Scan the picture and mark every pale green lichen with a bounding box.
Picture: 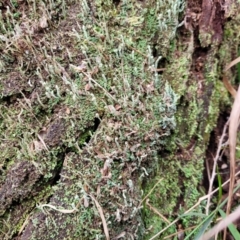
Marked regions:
[1,0,240,239]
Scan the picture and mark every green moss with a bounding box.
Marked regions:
[1,0,240,239]
[199,31,214,48]
[140,2,240,238]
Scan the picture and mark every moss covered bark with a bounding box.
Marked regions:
[0,0,240,239]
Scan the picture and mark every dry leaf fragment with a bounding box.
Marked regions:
[85,83,92,91]
[106,105,118,115]
[39,16,48,29]
[83,195,89,208]
[100,159,112,179]
[130,143,141,152]
[65,107,70,115]
[115,104,122,111]
[91,66,99,76]
[146,81,155,93]
[70,62,87,73]
[106,135,113,142]
[115,209,121,222]
[32,140,44,152]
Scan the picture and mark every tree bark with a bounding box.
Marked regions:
[0,0,239,239]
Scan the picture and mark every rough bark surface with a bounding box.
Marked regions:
[0,0,240,239]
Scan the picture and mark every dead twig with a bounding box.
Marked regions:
[206,120,229,215]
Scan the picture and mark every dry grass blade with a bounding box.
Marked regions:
[225,56,240,71]
[224,85,240,239]
[200,206,240,240]
[81,71,118,103]
[223,75,236,98]
[37,204,78,213]
[18,214,31,236]
[223,57,240,240]
[37,134,49,152]
[89,194,110,240]
[138,178,163,208]
[163,225,196,239]
[146,199,170,224]
[149,170,240,240]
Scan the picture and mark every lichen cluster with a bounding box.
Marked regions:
[1,0,239,239]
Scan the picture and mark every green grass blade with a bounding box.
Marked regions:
[219,209,240,239]
[216,166,223,204]
[193,214,215,240]
[183,212,215,240]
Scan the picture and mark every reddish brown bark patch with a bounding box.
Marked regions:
[185,0,225,47]
[199,0,225,47]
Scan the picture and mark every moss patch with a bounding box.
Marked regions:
[0,0,239,239]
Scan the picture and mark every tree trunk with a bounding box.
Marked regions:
[0,0,239,239]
